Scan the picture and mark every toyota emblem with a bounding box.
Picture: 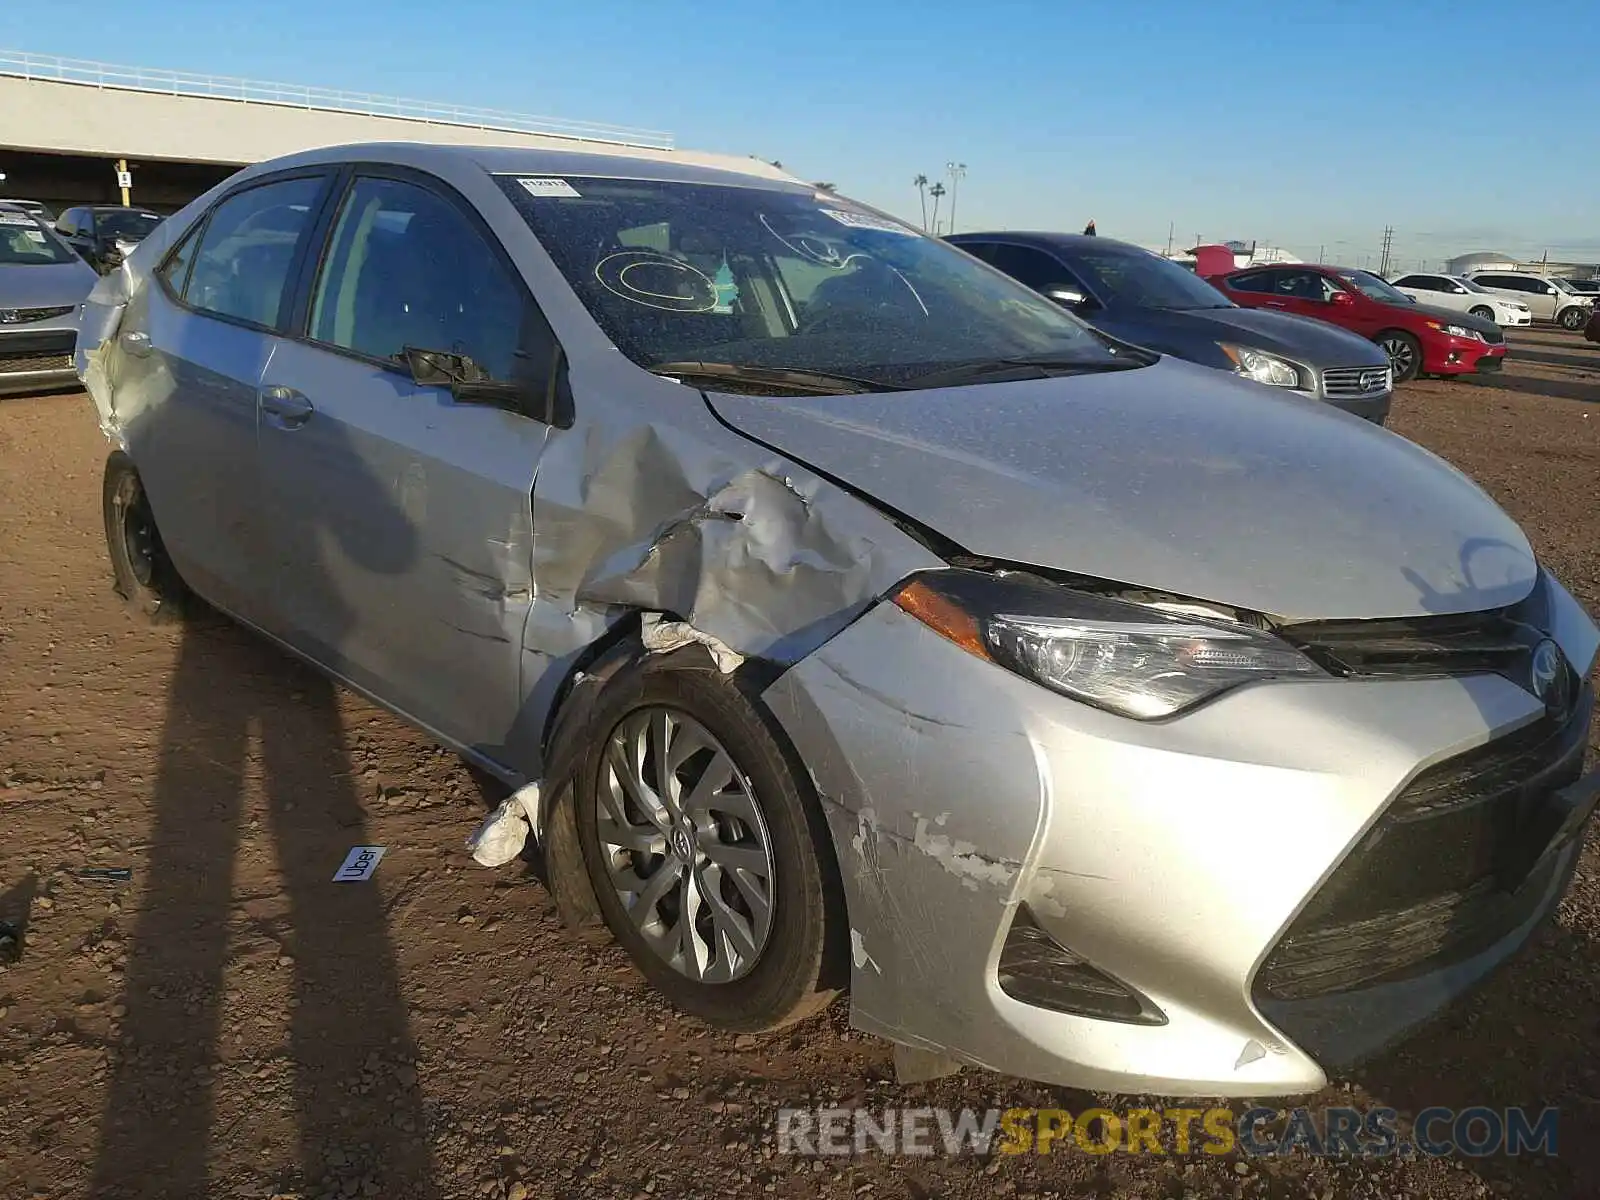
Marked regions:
[1529,638,1571,716]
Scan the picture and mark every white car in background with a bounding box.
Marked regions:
[1388,272,1532,328]
[1464,270,1594,330]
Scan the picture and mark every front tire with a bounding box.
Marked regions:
[1468,305,1495,322]
[1558,306,1588,331]
[1377,331,1423,383]
[572,654,845,1031]
[102,451,190,623]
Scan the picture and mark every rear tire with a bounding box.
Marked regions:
[1558,306,1588,331]
[1377,331,1423,383]
[571,652,845,1031]
[102,451,190,623]
[1468,305,1495,322]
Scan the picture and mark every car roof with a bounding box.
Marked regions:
[84,205,161,215]
[228,141,810,195]
[948,230,1145,255]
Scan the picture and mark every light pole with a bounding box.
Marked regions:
[945,162,967,234]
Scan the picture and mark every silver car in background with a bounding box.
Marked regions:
[77,143,1599,1097]
[0,204,97,396]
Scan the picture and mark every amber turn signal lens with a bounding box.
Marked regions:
[891,577,992,660]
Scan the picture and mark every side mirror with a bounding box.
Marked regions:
[1329,291,1355,306]
[1044,286,1089,308]
[404,345,550,423]
[1546,287,1559,296]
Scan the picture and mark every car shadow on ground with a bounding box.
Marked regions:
[1460,372,1600,405]
[1509,347,1600,372]
[85,615,440,1199]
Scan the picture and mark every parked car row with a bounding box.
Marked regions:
[73,144,1599,1100]
[1387,272,1532,327]
[945,231,1393,422]
[1462,270,1594,330]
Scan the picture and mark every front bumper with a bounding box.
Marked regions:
[1320,390,1390,425]
[763,578,1599,1096]
[1500,310,1532,327]
[1424,335,1505,376]
[0,326,79,396]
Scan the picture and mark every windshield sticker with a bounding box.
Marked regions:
[516,177,582,199]
[818,209,918,236]
[23,229,46,243]
[594,251,720,313]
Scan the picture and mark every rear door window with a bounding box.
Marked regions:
[1226,271,1277,294]
[182,176,327,329]
[982,244,1078,293]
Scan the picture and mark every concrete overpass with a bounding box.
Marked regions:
[0,50,782,215]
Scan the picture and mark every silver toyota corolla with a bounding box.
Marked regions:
[76,142,1599,1097]
[0,205,97,396]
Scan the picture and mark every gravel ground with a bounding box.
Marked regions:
[1,328,1597,1200]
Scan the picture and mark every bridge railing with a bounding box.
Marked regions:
[0,49,675,149]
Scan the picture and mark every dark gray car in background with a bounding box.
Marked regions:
[948,232,1393,423]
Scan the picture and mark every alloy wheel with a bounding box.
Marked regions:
[1560,307,1587,331]
[1379,336,1417,379]
[596,707,776,983]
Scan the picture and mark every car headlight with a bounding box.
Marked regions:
[891,569,1324,719]
[1218,343,1303,388]
[1427,320,1484,342]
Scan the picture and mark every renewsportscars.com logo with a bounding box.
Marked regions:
[776,1105,1559,1159]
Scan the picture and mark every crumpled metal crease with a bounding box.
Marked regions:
[529,417,905,669]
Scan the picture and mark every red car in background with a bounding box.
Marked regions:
[1201,257,1507,383]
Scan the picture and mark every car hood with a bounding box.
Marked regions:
[707,357,1537,621]
[1107,304,1387,367]
[0,259,98,309]
[1406,301,1502,336]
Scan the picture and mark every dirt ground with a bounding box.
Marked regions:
[1,328,1597,1200]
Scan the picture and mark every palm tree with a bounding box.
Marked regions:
[913,174,929,230]
[928,182,946,234]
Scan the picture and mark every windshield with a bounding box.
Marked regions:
[1339,270,1410,304]
[496,176,1120,388]
[0,212,77,265]
[1548,277,1578,295]
[1453,276,1490,294]
[1068,244,1233,310]
[97,210,161,239]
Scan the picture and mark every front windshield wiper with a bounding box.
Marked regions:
[646,360,902,395]
[902,350,1147,389]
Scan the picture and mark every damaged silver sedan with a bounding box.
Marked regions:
[77,142,1599,1097]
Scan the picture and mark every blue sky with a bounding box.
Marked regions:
[5,0,1597,266]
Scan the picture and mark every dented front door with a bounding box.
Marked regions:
[254,335,547,753]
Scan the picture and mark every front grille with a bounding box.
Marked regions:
[1255,686,1592,1002]
[0,305,75,326]
[0,350,74,375]
[1278,594,1547,684]
[1321,364,1392,398]
[0,329,75,376]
